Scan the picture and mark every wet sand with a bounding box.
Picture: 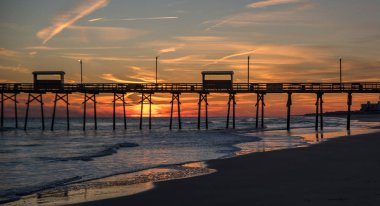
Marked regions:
[71,131,380,206]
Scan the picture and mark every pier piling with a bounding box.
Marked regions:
[315,93,324,130]
[170,92,181,130]
[255,94,259,128]
[320,93,324,130]
[255,93,265,129]
[0,92,19,128]
[286,93,292,131]
[198,93,208,129]
[1,92,3,127]
[82,93,98,130]
[261,94,265,128]
[51,93,70,131]
[347,92,352,130]
[24,93,45,130]
[315,94,319,130]
[139,93,153,130]
[113,93,127,130]
[226,92,236,129]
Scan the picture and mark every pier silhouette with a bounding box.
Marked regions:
[0,70,379,131]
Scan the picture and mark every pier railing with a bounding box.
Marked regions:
[1,82,379,131]
[1,82,380,93]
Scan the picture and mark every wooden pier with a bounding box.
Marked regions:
[1,82,380,130]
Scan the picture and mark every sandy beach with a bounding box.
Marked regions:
[70,131,380,206]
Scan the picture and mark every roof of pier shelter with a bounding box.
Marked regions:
[32,71,65,75]
[201,71,234,75]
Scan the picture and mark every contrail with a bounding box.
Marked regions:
[37,0,110,44]
[89,16,178,22]
[203,50,255,67]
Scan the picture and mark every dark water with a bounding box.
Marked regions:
[0,116,376,203]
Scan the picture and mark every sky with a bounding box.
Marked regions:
[0,0,379,118]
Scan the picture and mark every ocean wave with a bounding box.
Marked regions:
[0,176,82,204]
[38,142,138,162]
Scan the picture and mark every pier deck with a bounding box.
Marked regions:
[1,82,379,93]
[1,82,379,131]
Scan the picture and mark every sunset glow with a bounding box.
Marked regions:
[1,0,379,117]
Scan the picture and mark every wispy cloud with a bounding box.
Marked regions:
[158,47,177,54]
[67,25,143,42]
[175,36,225,42]
[88,16,178,22]
[0,64,31,74]
[100,72,165,84]
[26,45,127,51]
[205,2,313,30]
[37,0,110,44]
[130,66,142,71]
[88,17,104,22]
[203,50,255,66]
[61,54,149,62]
[0,48,18,57]
[100,73,142,83]
[160,55,200,64]
[247,0,302,9]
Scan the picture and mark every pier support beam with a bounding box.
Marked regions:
[24,93,45,130]
[226,92,236,129]
[0,92,19,128]
[113,93,127,130]
[198,93,208,129]
[82,93,98,131]
[286,93,292,131]
[51,93,70,131]
[347,92,352,130]
[139,93,153,130]
[169,92,181,130]
[315,92,324,130]
[255,93,265,129]
[0,92,2,128]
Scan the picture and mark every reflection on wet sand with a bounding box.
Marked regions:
[300,129,365,143]
[4,163,215,206]
[235,126,380,156]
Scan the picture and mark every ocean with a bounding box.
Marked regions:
[0,116,377,204]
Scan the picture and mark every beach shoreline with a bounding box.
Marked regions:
[2,117,379,206]
[69,129,380,206]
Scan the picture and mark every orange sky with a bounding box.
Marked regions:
[1,92,378,118]
[1,0,379,117]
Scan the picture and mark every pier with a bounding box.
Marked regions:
[1,81,379,131]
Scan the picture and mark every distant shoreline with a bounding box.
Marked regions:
[304,111,380,122]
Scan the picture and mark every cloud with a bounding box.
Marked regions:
[66,25,143,42]
[29,51,38,56]
[25,45,126,51]
[0,64,31,74]
[0,48,18,57]
[88,16,178,22]
[130,66,142,71]
[37,0,110,44]
[61,53,150,62]
[159,47,177,54]
[205,1,313,30]
[175,36,226,42]
[203,50,255,66]
[100,71,165,84]
[88,17,104,22]
[247,0,302,9]
[160,55,200,64]
[100,74,138,83]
